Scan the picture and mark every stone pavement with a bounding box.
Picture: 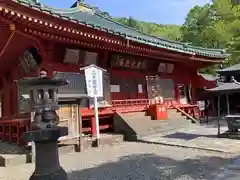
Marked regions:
[0,142,237,180]
[141,124,240,154]
[213,156,240,180]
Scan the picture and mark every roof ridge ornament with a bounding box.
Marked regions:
[77,0,95,15]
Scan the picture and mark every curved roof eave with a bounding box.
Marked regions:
[13,0,228,59]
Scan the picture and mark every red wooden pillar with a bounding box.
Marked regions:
[11,83,19,116]
[91,117,97,136]
[191,86,197,104]
[98,51,109,68]
[174,83,180,103]
[191,75,197,104]
[1,93,4,118]
[39,43,54,78]
[2,77,11,117]
[11,67,19,116]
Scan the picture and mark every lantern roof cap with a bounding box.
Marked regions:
[18,77,69,87]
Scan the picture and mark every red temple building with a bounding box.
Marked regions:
[0,0,228,145]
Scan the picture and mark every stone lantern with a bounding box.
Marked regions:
[19,73,69,180]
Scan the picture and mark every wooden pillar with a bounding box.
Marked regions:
[174,83,180,103]
[39,43,54,78]
[2,77,11,117]
[1,92,4,118]
[191,80,197,104]
[10,83,19,116]
[217,95,221,135]
[99,51,109,68]
[11,66,20,116]
[226,94,230,115]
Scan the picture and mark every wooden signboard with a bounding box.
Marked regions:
[19,48,39,76]
[111,54,147,70]
[63,48,80,64]
[157,62,175,74]
[63,48,98,66]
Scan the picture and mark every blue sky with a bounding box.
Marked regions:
[40,0,211,25]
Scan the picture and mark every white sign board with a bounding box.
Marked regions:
[197,101,205,111]
[84,67,103,97]
[110,85,120,92]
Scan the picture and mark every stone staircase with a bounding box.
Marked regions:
[113,109,193,141]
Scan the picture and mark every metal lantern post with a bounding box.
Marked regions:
[20,74,69,180]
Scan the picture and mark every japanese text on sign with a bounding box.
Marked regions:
[84,67,103,97]
[111,55,147,69]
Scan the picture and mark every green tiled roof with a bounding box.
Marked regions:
[217,63,240,73]
[206,82,240,93]
[14,0,228,59]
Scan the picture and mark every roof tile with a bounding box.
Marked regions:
[14,0,228,59]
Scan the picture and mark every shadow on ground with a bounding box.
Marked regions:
[68,153,232,180]
[162,132,216,140]
[200,118,228,128]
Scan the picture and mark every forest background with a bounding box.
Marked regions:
[100,0,240,74]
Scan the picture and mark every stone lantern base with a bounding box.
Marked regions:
[24,127,68,180]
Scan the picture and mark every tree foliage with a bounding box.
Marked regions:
[182,0,240,73]
[114,17,182,41]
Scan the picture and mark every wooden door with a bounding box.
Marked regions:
[124,76,138,99]
[178,85,188,104]
[136,77,147,99]
[57,104,80,143]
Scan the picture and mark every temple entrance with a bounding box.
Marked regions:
[146,76,175,102]
[178,85,192,104]
[123,75,137,99]
[58,103,80,143]
[110,72,147,100]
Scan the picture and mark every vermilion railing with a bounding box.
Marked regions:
[112,99,150,112]
[112,98,200,118]
[174,104,200,119]
[0,99,201,146]
[0,117,30,145]
[112,98,177,108]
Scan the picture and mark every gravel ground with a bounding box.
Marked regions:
[0,142,237,180]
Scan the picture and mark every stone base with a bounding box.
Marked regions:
[92,138,100,147]
[218,131,240,139]
[30,167,67,180]
[24,127,68,142]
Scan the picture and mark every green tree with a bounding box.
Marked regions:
[181,0,240,73]
[181,4,213,46]
[115,17,182,41]
[127,16,138,28]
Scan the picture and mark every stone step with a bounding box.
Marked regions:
[0,141,29,167]
[82,134,124,150]
[114,111,192,140]
[120,112,147,118]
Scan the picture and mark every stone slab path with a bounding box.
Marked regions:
[141,124,240,153]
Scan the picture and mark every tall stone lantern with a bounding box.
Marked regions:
[19,73,69,180]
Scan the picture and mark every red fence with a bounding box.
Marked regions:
[0,117,30,145]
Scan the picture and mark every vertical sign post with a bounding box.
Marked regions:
[31,111,35,162]
[83,65,105,146]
